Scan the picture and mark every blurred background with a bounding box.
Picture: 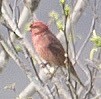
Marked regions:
[0,0,101,99]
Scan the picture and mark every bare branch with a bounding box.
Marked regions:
[0,34,33,80]
[76,17,96,61]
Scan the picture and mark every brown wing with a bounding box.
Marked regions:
[47,36,65,66]
[34,30,65,66]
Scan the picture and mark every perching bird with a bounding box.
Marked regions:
[30,21,84,86]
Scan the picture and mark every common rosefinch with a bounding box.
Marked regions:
[30,21,84,86]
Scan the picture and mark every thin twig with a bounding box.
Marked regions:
[1,22,18,54]
[0,34,33,80]
[8,31,18,54]
[68,80,78,99]
[23,45,43,84]
[66,83,75,99]
[12,0,17,22]
[54,84,60,99]
[76,17,96,61]
[46,85,55,99]
[83,65,94,99]
[61,1,72,86]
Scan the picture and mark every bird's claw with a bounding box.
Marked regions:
[40,62,49,68]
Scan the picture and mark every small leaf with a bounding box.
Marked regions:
[98,64,101,69]
[4,83,16,91]
[49,11,59,20]
[60,0,66,4]
[89,47,97,60]
[56,20,63,30]
[90,30,101,47]
[15,45,22,52]
[64,4,70,16]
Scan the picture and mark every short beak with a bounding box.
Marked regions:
[29,24,34,32]
[30,24,33,28]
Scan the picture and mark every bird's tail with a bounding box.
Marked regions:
[69,64,85,87]
[66,57,84,87]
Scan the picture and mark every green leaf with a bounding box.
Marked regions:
[56,20,63,31]
[90,30,101,47]
[64,4,70,16]
[15,45,22,52]
[49,11,59,20]
[60,0,66,4]
[89,47,97,60]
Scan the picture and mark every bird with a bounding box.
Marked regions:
[30,21,84,86]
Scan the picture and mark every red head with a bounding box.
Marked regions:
[30,21,48,35]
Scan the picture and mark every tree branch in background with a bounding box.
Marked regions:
[57,0,89,61]
[0,0,101,99]
[0,0,2,17]
[24,0,40,13]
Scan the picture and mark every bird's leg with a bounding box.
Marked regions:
[40,62,50,68]
[40,62,67,80]
[40,62,58,80]
[49,66,59,80]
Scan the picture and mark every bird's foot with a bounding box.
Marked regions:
[40,62,50,68]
